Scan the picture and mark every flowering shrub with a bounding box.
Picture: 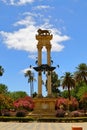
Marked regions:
[70,111,83,117]
[13,96,34,111]
[56,109,65,117]
[67,97,79,111]
[16,110,27,117]
[3,112,10,116]
[0,111,2,116]
[80,93,87,113]
[55,97,68,110]
[55,97,79,111]
[0,94,13,110]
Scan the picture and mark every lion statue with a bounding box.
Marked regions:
[37,29,51,35]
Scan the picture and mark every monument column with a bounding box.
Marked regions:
[37,44,42,97]
[34,29,54,97]
[37,44,42,65]
[46,45,52,97]
[46,44,51,65]
[33,29,56,117]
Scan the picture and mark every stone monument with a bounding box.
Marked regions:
[33,29,57,117]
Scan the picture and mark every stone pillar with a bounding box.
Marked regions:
[47,72,52,97]
[46,45,51,65]
[37,45,42,97]
[46,45,52,97]
[38,72,42,97]
[37,44,42,66]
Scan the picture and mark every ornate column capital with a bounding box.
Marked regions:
[46,44,51,50]
[37,44,43,50]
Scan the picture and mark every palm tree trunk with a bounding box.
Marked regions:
[30,82,32,97]
[30,80,34,97]
[68,87,71,100]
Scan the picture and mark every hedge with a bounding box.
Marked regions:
[0,116,87,122]
[37,117,87,122]
[0,117,35,122]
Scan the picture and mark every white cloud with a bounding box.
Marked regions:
[33,5,52,10]
[0,13,70,54]
[21,66,34,74]
[14,16,35,27]
[0,26,37,52]
[28,54,37,60]
[1,0,34,5]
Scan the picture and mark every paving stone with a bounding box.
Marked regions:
[0,122,86,130]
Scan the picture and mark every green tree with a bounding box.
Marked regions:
[0,94,13,110]
[32,92,37,98]
[67,79,87,101]
[61,90,68,98]
[0,66,4,76]
[74,63,87,84]
[80,93,87,113]
[24,70,35,97]
[0,84,8,94]
[76,83,87,100]
[51,71,60,97]
[61,72,75,100]
[45,71,60,97]
[8,91,28,101]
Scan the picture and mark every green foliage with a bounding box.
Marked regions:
[80,93,87,112]
[69,82,87,100]
[0,116,87,122]
[51,71,60,96]
[76,83,87,100]
[24,70,35,97]
[61,72,75,100]
[8,91,28,101]
[0,84,8,94]
[37,117,87,122]
[0,94,13,110]
[60,67,87,100]
[61,90,68,98]
[74,63,87,84]
[0,62,87,116]
[32,92,37,98]
[0,66,4,76]
[24,70,34,83]
[45,71,60,97]
[0,117,35,122]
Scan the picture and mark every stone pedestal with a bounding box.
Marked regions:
[32,98,57,117]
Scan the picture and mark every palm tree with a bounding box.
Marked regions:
[74,63,87,84]
[0,66,4,76]
[24,70,34,97]
[61,72,75,100]
[51,71,60,96]
[0,66,4,115]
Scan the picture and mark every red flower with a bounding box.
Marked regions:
[13,96,34,110]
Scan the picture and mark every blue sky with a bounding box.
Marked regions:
[0,0,87,96]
